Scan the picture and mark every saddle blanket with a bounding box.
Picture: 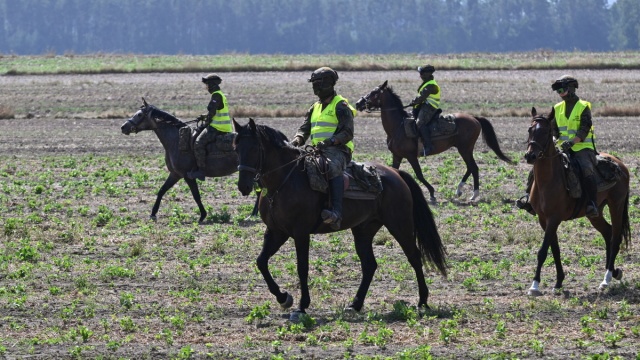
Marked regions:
[305,157,383,200]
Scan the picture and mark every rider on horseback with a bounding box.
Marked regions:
[409,64,441,156]
[517,75,599,218]
[187,73,233,181]
[290,67,356,230]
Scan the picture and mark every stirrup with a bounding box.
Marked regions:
[586,202,599,218]
[321,209,341,230]
[515,195,535,215]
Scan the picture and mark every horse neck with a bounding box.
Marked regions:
[380,92,404,135]
[533,149,565,191]
[259,146,302,191]
[152,124,180,154]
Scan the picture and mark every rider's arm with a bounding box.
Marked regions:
[574,107,593,143]
[293,104,314,143]
[331,101,354,146]
[411,84,437,106]
[205,92,223,124]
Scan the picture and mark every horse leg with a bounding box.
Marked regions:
[385,221,431,310]
[391,153,403,169]
[406,156,436,202]
[529,220,563,295]
[289,233,312,322]
[150,173,180,221]
[347,224,381,312]
[256,229,294,309]
[589,211,622,290]
[184,177,207,223]
[457,149,479,201]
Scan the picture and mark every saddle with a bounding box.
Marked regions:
[561,153,625,199]
[179,126,236,155]
[304,155,383,200]
[404,114,458,140]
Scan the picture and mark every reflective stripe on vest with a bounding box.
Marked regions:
[209,90,232,132]
[415,79,441,109]
[554,99,595,151]
[310,95,356,152]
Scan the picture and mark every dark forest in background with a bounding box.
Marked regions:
[1,0,638,55]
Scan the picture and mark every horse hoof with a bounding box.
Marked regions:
[469,190,480,201]
[150,215,157,222]
[614,269,623,281]
[429,196,437,205]
[279,293,294,309]
[527,289,543,297]
[289,309,305,323]
[599,282,609,291]
[553,287,563,295]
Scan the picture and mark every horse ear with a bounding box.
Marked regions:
[248,118,257,132]
[142,97,148,107]
[382,80,388,88]
[531,107,537,117]
[232,118,240,131]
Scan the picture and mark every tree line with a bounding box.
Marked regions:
[0,0,638,55]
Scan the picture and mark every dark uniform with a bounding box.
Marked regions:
[410,65,441,155]
[516,75,599,217]
[290,67,356,230]
[187,73,233,181]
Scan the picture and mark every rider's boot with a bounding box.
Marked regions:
[321,176,344,230]
[584,175,599,218]
[419,124,433,156]
[187,156,207,181]
[515,170,535,215]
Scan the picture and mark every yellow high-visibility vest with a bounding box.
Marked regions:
[209,90,232,132]
[554,99,595,151]
[310,95,355,152]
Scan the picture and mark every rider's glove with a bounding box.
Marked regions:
[290,136,304,147]
[196,114,207,121]
[561,140,573,152]
[316,138,333,149]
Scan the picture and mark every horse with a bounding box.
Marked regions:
[355,80,514,202]
[524,107,631,295]
[121,99,257,223]
[233,118,448,321]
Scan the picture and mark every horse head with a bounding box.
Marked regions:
[355,80,388,112]
[234,118,262,196]
[524,107,555,164]
[121,97,156,135]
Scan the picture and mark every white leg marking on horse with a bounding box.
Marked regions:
[469,189,480,201]
[456,181,465,197]
[599,270,613,290]
[527,280,542,296]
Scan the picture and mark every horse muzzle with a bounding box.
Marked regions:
[121,122,134,135]
[524,150,540,164]
[355,97,367,111]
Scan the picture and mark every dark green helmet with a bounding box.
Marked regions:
[551,75,578,91]
[202,73,222,85]
[308,67,339,85]
[418,64,435,74]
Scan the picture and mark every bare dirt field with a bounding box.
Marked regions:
[0,71,639,359]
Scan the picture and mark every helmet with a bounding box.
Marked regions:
[308,67,339,85]
[551,75,578,91]
[202,73,222,85]
[417,64,435,74]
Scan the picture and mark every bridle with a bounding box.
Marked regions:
[357,85,385,112]
[526,115,558,160]
[236,131,306,194]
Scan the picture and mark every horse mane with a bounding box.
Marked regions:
[385,86,410,118]
[147,105,187,128]
[255,124,290,148]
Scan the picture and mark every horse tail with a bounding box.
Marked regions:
[399,170,448,276]
[621,192,631,249]
[476,116,514,164]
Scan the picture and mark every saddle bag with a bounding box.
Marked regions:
[596,154,624,182]
[178,126,194,153]
[404,118,418,138]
